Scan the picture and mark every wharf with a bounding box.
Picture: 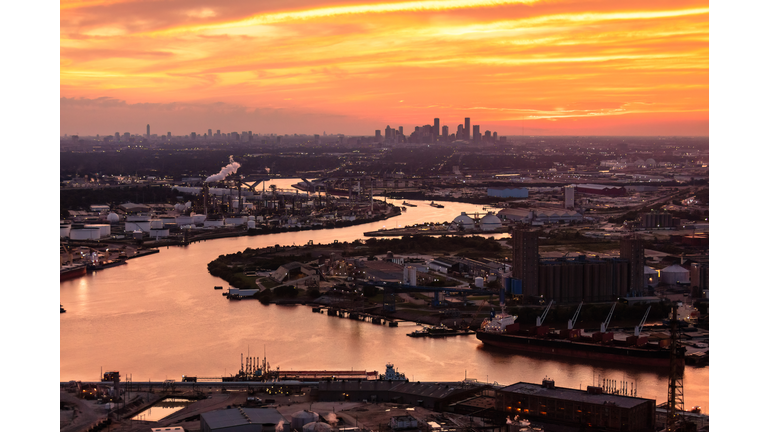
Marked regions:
[364,227,506,237]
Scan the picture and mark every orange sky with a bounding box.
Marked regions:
[60,0,709,136]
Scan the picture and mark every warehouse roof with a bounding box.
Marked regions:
[201,407,287,430]
[499,382,653,409]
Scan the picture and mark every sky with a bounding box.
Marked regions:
[60,0,709,136]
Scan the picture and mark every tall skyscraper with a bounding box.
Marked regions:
[433,118,440,140]
[167,132,171,139]
[511,228,539,297]
[115,132,120,141]
[208,129,212,137]
[464,118,470,140]
[146,124,150,138]
[473,125,480,143]
[442,125,448,140]
[457,124,464,139]
[375,130,382,142]
[620,237,645,295]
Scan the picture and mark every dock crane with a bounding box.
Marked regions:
[536,300,554,327]
[568,302,583,330]
[600,302,617,333]
[634,305,652,336]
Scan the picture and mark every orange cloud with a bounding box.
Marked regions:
[60,0,709,135]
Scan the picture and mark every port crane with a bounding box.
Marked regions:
[600,302,617,333]
[634,305,652,336]
[568,301,583,330]
[536,300,554,326]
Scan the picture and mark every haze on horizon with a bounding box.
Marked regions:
[60,0,709,137]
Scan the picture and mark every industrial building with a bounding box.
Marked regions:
[200,407,289,432]
[620,237,645,295]
[496,379,656,432]
[486,187,528,198]
[537,255,629,303]
[317,381,488,411]
[573,184,627,196]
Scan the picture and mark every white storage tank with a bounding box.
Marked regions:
[60,224,71,237]
[107,212,120,223]
[247,220,256,229]
[70,227,102,240]
[84,224,111,238]
[291,410,319,430]
[452,212,475,229]
[191,213,207,224]
[303,422,332,432]
[474,277,484,288]
[661,264,690,285]
[479,212,502,231]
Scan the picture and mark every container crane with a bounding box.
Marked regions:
[634,305,652,336]
[600,302,617,333]
[536,300,554,327]
[568,302,583,330]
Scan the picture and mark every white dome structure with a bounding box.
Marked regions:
[291,411,319,430]
[661,264,689,285]
[106,212,120,223]
[452,212,475,229]
[479,212,502,231]
[303,422,332,432]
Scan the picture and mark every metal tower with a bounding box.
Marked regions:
[666,303,687,431]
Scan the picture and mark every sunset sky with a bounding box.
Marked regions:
[60,0,709,136]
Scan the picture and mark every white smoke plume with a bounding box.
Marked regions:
[205,155,241,183]
[506,416,512,425]
[326,413,338,425]
[276,420,285,432]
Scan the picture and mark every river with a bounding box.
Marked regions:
[60,179,708,414]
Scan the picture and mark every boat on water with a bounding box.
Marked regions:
[60,263,87,281]
[86,259,127,272]
[475,305,684,368]
[402,201,417,207]
[378,363,408,381]
[429,201,445,208]
[408,324,475,338]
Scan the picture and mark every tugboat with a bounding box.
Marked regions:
[407,326,431,337]
[379,363,408,381]
[429,201,444,208]
[402,201,417,207]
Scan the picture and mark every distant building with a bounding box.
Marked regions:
[473,125,480,143]
[511,228,539,297]
[487,187,529,198]
[564,185,575,209]
[464,118,470,140]
[573,184,626,196]
[620,237,645,295]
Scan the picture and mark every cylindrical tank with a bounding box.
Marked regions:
[291,410,319,430]
[474,277,484,288]
[107,212,120,223]
[302,422,332,432]
[247,220,256,229]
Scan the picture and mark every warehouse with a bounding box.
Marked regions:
[496,379,656,432]
[201,407,289,432]
[573,184,627,196]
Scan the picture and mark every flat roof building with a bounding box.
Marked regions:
[497,380,656,432]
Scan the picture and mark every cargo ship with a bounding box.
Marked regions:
[408,324,475,338]
[475,307,683,368]
[60,263,87,281]
[429,201,445,208]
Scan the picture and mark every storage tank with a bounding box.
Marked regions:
[303,422,332,432]
[191,213,207,224]
[452,212,475,229]
[661,264,690,285]
[479,212,502,231]
[474,277,484,288]
[247,220,256,229]
[60,224,71,237]
[106,212,120,223]
[291,410,319,430]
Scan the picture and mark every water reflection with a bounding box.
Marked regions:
[61,184,708,413]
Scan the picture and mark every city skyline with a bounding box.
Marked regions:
[61,0,709,136]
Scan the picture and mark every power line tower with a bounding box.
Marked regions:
[666,303,689,431]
